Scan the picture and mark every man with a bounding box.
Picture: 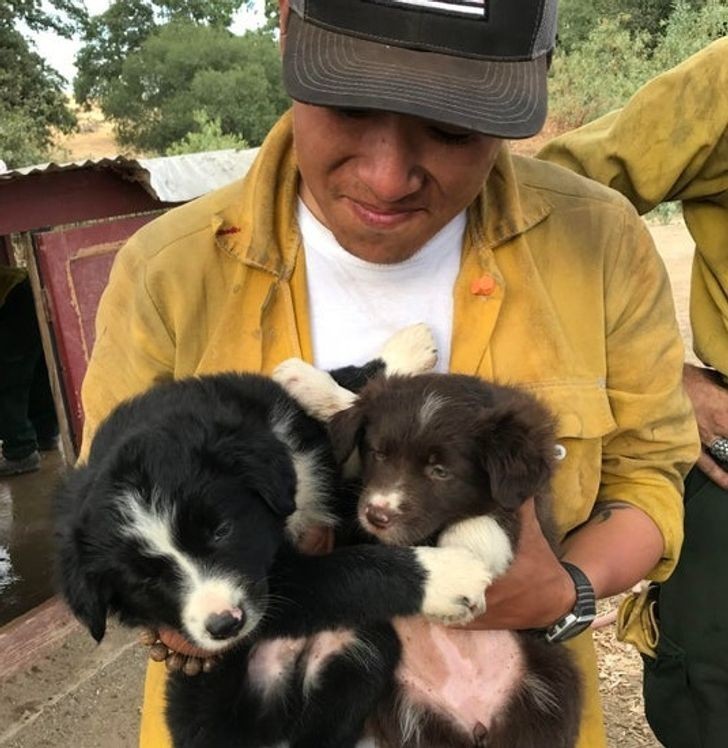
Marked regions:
[79,1,698,746]
[0,267,59,477]
[539,38,728,748]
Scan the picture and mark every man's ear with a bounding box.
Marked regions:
[279,0,290,53]
[328,405,366,465]
[476,401,556,510]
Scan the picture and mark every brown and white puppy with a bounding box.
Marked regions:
[274,364,582,748]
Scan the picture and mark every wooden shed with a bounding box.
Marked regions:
[0,150,257,460]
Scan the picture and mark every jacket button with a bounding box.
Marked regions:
[554,443,567,460]
[470,274,497,296]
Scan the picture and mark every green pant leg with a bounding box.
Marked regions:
[644,467,728,748]
[0,279,42,459]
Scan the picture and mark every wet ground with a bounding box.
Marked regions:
[0,448,68,627]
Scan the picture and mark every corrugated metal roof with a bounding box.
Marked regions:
[0,148,260,203]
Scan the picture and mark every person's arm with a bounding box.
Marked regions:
[536,39,728,215]
[538,39,728,379]
[460,498,663,630]
[466,207,699,631]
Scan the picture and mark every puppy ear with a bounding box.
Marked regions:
[54,472,110,642]
[328,405,366,465]
[247,447,298,518]
[214,432,298,517]
[476,400,556,510]
[59,545,109,642]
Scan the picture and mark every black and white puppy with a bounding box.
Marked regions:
[55,330,492,747]
[273,366,583,748]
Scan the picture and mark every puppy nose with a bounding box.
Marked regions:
[205,610,246,640]
[366,505,394,529]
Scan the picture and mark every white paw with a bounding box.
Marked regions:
[438,515,515,581]
[272,359,355,421]
[415,547,490,626]
[379,324,438,376]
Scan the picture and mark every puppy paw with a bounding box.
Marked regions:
[379,324,438,376]
[272,359,355,420]
[415,547,490,625]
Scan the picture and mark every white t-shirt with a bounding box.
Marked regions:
[298,199,464,373]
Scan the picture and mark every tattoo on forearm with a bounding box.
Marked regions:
[589,501,632,524]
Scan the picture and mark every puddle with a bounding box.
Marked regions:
[0,449,68,627]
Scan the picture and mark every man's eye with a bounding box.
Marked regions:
[335,107,372,120]
[429,127,474,146]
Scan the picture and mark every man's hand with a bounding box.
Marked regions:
[683,363,728,490]
[461,499,575,630]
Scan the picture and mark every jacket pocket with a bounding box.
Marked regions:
[528,382,617,536]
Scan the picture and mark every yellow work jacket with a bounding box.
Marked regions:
[80,111,698,748]
[538,37,728,377]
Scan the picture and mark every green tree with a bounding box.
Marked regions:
[74,0,251,106]
[550,0,727,129]
[557,0,708,51]
[101,21,288,153]
[165,110,248,155]
[263,0,279,32]
[0,1,86,168]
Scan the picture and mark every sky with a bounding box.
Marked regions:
[30,0,266,88]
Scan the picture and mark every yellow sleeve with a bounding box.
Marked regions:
[79,236,175,461]
[538,38,728,373]
[599,209,699,580]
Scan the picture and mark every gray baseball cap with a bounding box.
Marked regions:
[282,0,557,139]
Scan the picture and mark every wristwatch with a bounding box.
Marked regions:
[545,562,596,644]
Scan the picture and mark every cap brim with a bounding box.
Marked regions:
[283,12,547,140]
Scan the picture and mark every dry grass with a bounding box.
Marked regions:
[596,597,661,747]
[52,103,142,162]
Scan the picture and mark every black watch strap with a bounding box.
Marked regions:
[545,561,597,643]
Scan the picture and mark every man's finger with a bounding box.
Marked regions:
[696,451,728,491]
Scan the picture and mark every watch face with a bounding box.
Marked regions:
[546,562,596,643]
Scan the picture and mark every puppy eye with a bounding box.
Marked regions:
[370,449,387,462]
[212,520,233,543]
[426,464,450,480]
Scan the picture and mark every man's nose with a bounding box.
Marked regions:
[358,116,425,203]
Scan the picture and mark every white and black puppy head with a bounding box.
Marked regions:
[55,414,297,652]
[329,374,556,546]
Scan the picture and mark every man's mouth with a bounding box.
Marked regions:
[346,197,422,229]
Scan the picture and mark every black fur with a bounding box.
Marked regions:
[55,371,478,748]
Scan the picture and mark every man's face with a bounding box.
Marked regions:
[293,103,502,264]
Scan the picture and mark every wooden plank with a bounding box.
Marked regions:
[0,597,79,681]
[30,211,164,457]
[17,232,76,465]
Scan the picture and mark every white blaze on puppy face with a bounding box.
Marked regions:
[417,393,447,429]
[359,488,407,536]
[119,489,261,651]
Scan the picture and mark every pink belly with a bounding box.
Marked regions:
[393,618,525,735]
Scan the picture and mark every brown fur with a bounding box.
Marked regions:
[329,373,582,748]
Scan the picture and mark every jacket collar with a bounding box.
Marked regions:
[214,111,552,276]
